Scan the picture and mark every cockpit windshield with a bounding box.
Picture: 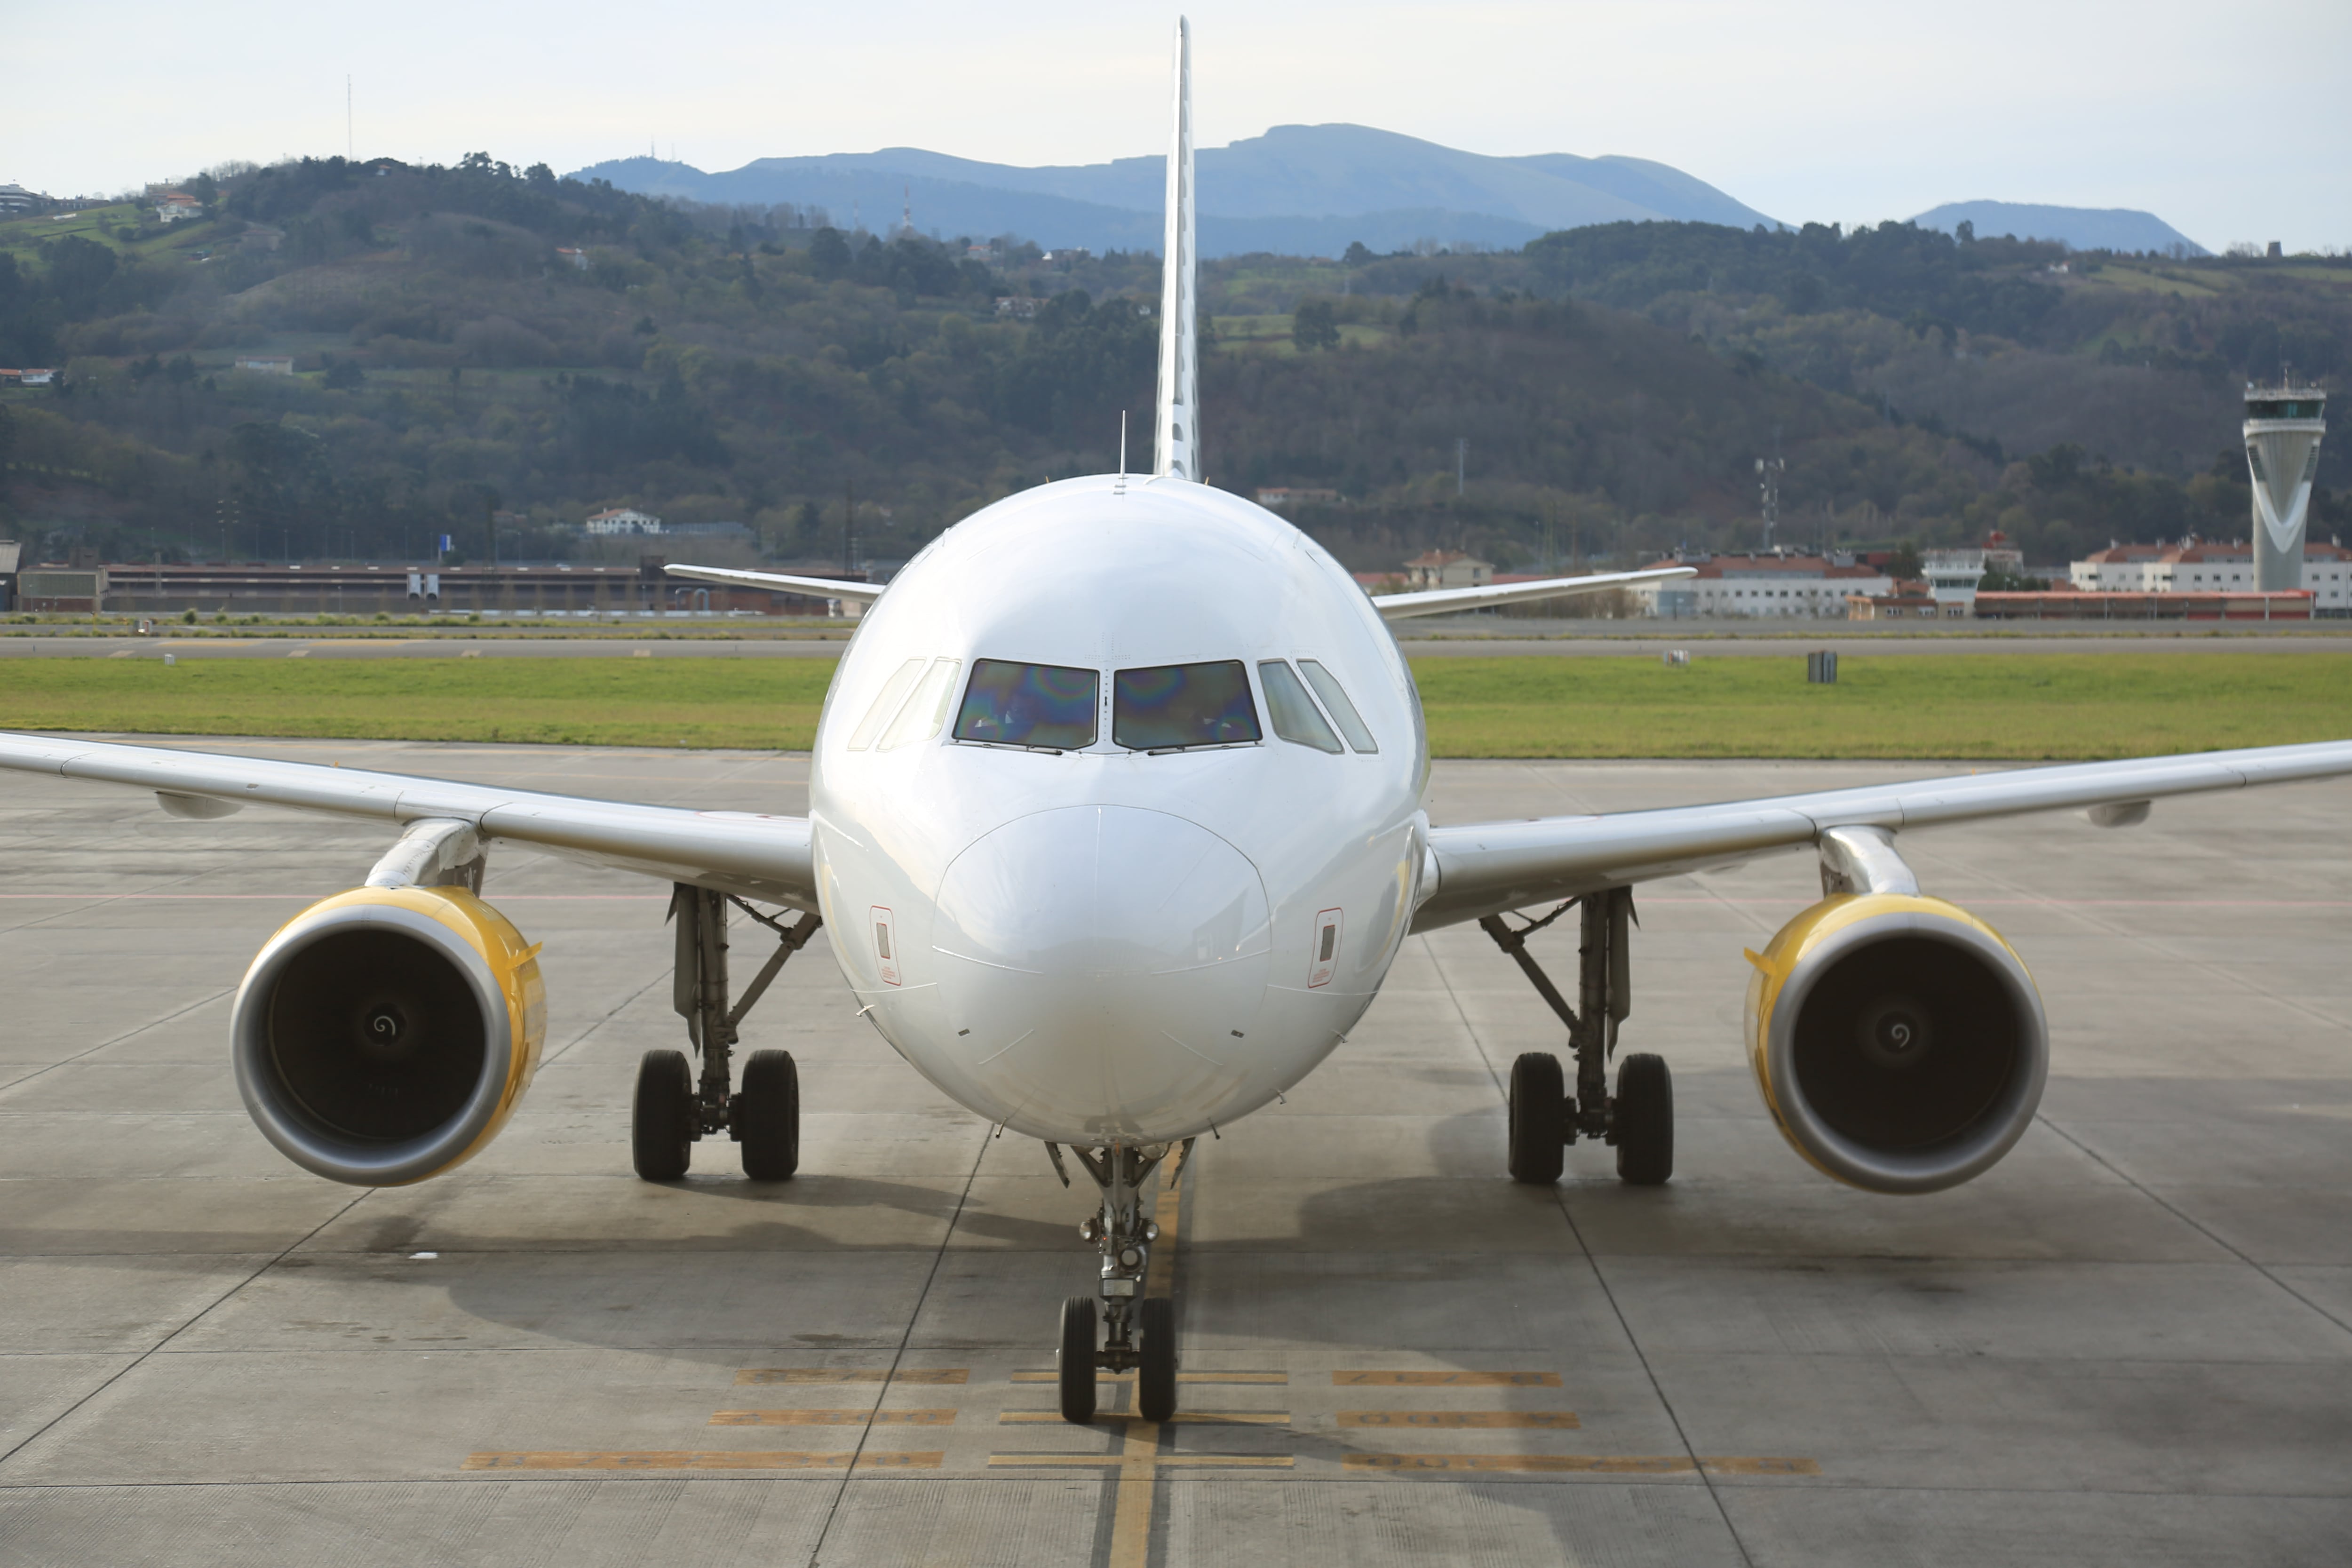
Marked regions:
[954,659,1099,750]
[1113,661,1262,751]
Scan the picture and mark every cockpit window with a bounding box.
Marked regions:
[1257,661,1342,754]
[1298,659,1378,753]
[1113,661,1261,750]
[876,658,963,751]
[847,658,929,751]
[954,659,1099,750]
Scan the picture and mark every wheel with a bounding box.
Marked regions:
[1614,1052,1673,1186]
[1508,1051,1565,1184]
[1057,1296,1098,1424]
[631,1049,694,1181]
[1136,1297,1178,1423]
[738,1049,800,1180]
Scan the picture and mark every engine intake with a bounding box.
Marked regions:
[232,886,545,1186]
[1744,893,2046,1194]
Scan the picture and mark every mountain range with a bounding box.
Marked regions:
[569,124,2207,259]
[571,123,1776,257]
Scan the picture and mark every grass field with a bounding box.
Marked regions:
[1,653,2347,759]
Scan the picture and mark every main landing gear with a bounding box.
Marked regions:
[632,885,822,1182]
[1045,1139,1192,1425]
[1482,887,1672,1187]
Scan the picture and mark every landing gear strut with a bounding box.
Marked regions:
[1049,1138,1189,1424]
[1483,886,1672,1186]
[631,885,821,1181]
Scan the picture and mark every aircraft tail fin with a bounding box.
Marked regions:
[1152,17,1198,482]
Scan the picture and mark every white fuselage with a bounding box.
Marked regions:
[808,475,1429,1144]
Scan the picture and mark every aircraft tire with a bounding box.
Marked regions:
[1136,1297,1177,1423]
[1614,1053,1673,1186]
[631,1049,694,1181]
[1508,1052,1566,1184]
[1058,1296,1098,1424]
[738,1049,800,1180]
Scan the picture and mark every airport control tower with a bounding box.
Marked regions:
[2244,381,2328,590]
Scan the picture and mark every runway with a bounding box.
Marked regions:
[4,630,2350,660]
[1,743,2348,1566]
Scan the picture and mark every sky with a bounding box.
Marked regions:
[10,0,2349,252]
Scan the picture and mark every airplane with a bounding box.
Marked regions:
[5,19,2350,1432]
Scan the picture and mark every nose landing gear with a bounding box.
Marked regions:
[1050,1139,1187,1424]
[1484,886,1673,1187]
[631,885,821,1181]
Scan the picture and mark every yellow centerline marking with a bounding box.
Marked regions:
[1338,1410,1580,1429]
[1343,1454,1820,1476]
[1333,1370,1562,1386]
[463,1449,944,1471]
[734,1368,969,1385]
[711,1409,955,1426]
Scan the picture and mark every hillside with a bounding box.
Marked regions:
[0,154,2344,581]
[570,124,1777,259]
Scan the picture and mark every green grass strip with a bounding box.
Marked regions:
[0,653,2346,760]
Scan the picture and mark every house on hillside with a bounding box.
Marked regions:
[1403,550,1492,590]
[585,507,663,536]
[555,247,590,271]
[153,191,204,223]
[1255,487,1340,509]
[0,183,42,214]
[234,356,294,376]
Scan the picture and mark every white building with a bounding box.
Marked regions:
[2071,539,2352,611]
[1923,548,1987,615]
[585,507,663,537]
[233,356,294,376]
[1636,552,1893,618]
[1403,550,1493,590]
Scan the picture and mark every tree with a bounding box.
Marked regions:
[1292,298,1340,351]
[449,481,503,564]
[1887,541,1924,582]
[809,227,852,281]
[1343,240,1375,267]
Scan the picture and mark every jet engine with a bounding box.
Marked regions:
[231,885,545,1186]
[1744,892,2047,1194]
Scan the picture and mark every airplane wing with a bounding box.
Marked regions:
[1371,565,1695,622]
[1413,739,2352,931]
[0,731,817,909]
[666,564,887,603]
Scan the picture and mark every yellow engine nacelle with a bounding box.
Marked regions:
[1744,893,2047,1194]
[230,886,546,1186]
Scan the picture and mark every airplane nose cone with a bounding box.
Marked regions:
[932,805,1271,1138]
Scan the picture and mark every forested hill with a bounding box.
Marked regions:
[0,153,2344,577]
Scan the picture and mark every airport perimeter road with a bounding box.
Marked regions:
[5,631,2352,660]
[2,743,2348,1566]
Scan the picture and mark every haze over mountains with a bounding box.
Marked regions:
[573,124,2206,260]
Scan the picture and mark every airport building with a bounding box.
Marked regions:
[2068,538,2352,611]
[1636,551,1893,618]
[16,559,868,617]
[2245,382,2328,590]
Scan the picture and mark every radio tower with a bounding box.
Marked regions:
[2244,376,2328,590]
[1756,431,1785,552]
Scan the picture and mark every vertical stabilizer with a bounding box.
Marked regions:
[1153,17,1198,481]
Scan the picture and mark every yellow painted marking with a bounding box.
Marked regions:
[1144,1169,1181,1297]
[1338,1410,1580,1429]
[999,1410,1288,1425]
[734,1368,968,1385]
[710,1409,955,1426]
[463,1449,942,1471]
[1333,1371,1560,1387]
[1344,1454,1819,1476]
[987,1451,1293,1472]
[1010,1370,1287,1385]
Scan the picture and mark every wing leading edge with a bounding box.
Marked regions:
[0,731,817,909]
[1373,566,1695,622]
[1414,739,2352,931]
